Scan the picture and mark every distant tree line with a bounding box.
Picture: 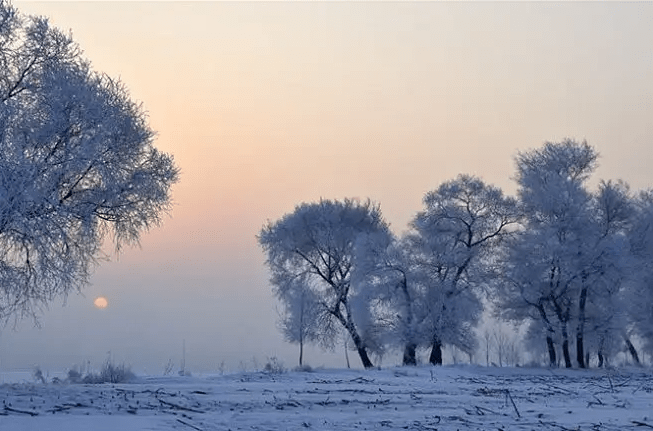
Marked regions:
[258,140,653,369]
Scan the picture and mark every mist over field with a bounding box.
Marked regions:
[1,1,652,379]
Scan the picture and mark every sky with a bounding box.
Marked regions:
[1,1,652,374]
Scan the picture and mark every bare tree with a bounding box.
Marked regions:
[276,275,322,367]
[505,337,521,367]
[483,329,492,366]
[0,1,179,323]
[494,328,508,367]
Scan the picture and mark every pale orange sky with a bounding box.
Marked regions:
[2,1,652,372]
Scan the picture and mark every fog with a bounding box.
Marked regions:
[2,1,652,375]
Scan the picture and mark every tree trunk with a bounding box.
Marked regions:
[576,333,585,368]
[562,339,572,368]
[625,337,640,365]
[561,322,572,368]
[346,321,374,369]
[546,336,557,367]
[403,342,417,366]
[356,344,374,369]
[537,303,556,366]
[334,305,374,369]
[299,339,304,367]
[399,276,417,367]
[585,352,590,369]
[576,284,588,368]
[598,351,604,368]
[551,298,572,368]
[429,336,443,365]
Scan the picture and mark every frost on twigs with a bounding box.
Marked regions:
[81,360,136,384]
[263,356,287,375]
[0,0,179,324]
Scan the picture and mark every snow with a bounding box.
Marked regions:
[1,365,652,430]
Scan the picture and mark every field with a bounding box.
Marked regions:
[1,365,652,430]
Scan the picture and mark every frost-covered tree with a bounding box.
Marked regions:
[353,232,425,365]
[576,180,634,367]
[498,140,597,367]
[626,190,653,357]
[0,1,179,323]
[497,140,637,368]
[276,275,324,367]
[258,199,391,369]
[412,175,519,365]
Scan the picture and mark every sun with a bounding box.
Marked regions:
[94,296,108,309]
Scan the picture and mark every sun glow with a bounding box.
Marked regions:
[94,297,108,309]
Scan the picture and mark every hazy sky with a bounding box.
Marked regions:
[1,1,652,374]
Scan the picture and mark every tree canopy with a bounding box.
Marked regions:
[0,0,179,323]
[258,199,391,368]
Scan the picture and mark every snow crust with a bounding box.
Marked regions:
[1,365,652,430]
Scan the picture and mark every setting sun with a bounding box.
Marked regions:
[93,297,108,309]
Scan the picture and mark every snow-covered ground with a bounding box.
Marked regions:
[1,365,652,430]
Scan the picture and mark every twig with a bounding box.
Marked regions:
[632,421,653,429]
[4,406,39,416]
[157,397,205,414]
[614,378,632,387]
[632,384,647,394]
[505,390,520,418]
[475,405,500,415]
[176,418,203,431]
[349,377,375,384]
[587,395,604,407]
[546,384,577,395]
[316,396,333,406]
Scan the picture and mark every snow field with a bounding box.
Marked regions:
[1,365,652,430]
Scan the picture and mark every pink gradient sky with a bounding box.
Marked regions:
[1,1,652,373]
